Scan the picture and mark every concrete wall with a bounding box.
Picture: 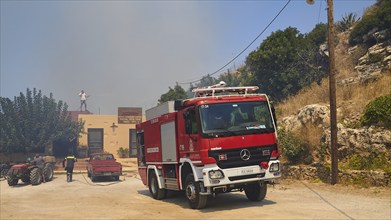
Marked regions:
[78,114,137,157]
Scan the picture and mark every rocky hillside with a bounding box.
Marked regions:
[277,28,391,186]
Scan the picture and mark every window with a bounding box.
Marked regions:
[129,129,137,157]
[137,132,145,166]
[199,101,275,137]
[88,128,104,155]
[185,108,197,135]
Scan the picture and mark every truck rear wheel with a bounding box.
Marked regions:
[244,182,267,201]
[185,174,207,209]
[30,167,42,185]
[148,171,166,200]
[7,175,18,186]
[43,163,54,182]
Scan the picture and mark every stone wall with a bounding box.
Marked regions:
[282,165,391,187]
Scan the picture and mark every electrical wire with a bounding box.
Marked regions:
[179,0,292,85]
[318,0,324,24]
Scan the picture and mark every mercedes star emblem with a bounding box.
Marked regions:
[240,149,251,161]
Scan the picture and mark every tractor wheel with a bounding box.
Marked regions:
[30,167,42,185]
[244,182,267,202]
[185,173,207,209]
[7,175,18,186]
[148,171,166,200]
[43,163,54,182]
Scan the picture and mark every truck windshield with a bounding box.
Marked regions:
[199,101,275,137]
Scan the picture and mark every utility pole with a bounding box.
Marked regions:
[307,0,338,184]
[327,0,338,185]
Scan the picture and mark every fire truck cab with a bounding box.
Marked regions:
[136,85,281,209]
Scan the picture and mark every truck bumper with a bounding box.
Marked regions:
[201,160,281,188]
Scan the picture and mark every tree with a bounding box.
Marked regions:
[349,0,391,46]
[245,27,327,101]
[336,13,360,33]
[0,88,83,154]
[158,84,188,104]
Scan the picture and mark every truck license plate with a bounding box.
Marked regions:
[240,168,254,175]
[103,172,111,176]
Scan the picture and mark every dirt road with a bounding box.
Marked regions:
[1,172,390,220]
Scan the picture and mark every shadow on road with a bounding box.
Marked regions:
[137,189,277,211]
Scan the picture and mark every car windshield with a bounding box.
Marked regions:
[199,101,275,137]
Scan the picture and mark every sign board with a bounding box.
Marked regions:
[118,107,142,124]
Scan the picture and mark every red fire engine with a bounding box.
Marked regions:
[136,84,281,209]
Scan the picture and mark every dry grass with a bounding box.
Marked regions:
[277,30,390,119]
[276,80,329,118]
[339,73,391,118]
[277,73,391,119]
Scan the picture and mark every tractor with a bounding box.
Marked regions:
[7,156,55,186]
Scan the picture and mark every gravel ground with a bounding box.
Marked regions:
[1,172,390,220]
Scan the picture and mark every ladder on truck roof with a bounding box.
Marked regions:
[192,86,259,97]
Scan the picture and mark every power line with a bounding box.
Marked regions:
[179,0,292,85]
[318,0,324,23]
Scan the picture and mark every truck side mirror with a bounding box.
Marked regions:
[174,100,184,111]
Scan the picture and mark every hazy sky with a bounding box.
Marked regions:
[1,0,376,115]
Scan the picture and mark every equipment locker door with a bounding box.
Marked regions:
[161,121,177,162]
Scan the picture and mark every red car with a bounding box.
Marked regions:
[86,153,122,182]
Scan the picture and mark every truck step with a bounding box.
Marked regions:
[164,178,179,190]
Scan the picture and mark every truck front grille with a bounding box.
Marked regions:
[208,144,276,169]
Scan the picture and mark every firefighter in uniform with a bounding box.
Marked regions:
[62,153,77,182]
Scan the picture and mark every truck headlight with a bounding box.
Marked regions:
[209,170,224,179]
[269,162,280,172]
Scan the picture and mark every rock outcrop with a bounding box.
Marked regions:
[341,30,391,86]
[322,124,391,159]
[281,104,330,131]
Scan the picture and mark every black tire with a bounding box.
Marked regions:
[43,163,54,182]
[91,175,96,182]
[113,176,120,181]
[244,182,267,201]
[87,171,91,178]
[30,167,42,185]
[148,171,166,200]
[1,169,8,178]
[7,175,18,186]
[185,174,207,209]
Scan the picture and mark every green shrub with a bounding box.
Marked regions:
[349,0,391,46]
[278,128,309,164]
[117,147,129,158]
[361,94,391,128]
[340,153,391,172]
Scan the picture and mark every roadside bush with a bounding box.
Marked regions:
[117,147,129,158]
[361,94,391,128]
[278,128,310,164]
[340,153,391,172]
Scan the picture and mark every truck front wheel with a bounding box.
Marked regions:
[185,174,207,209]
[244,182,267,201]
[148,171,166,200]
